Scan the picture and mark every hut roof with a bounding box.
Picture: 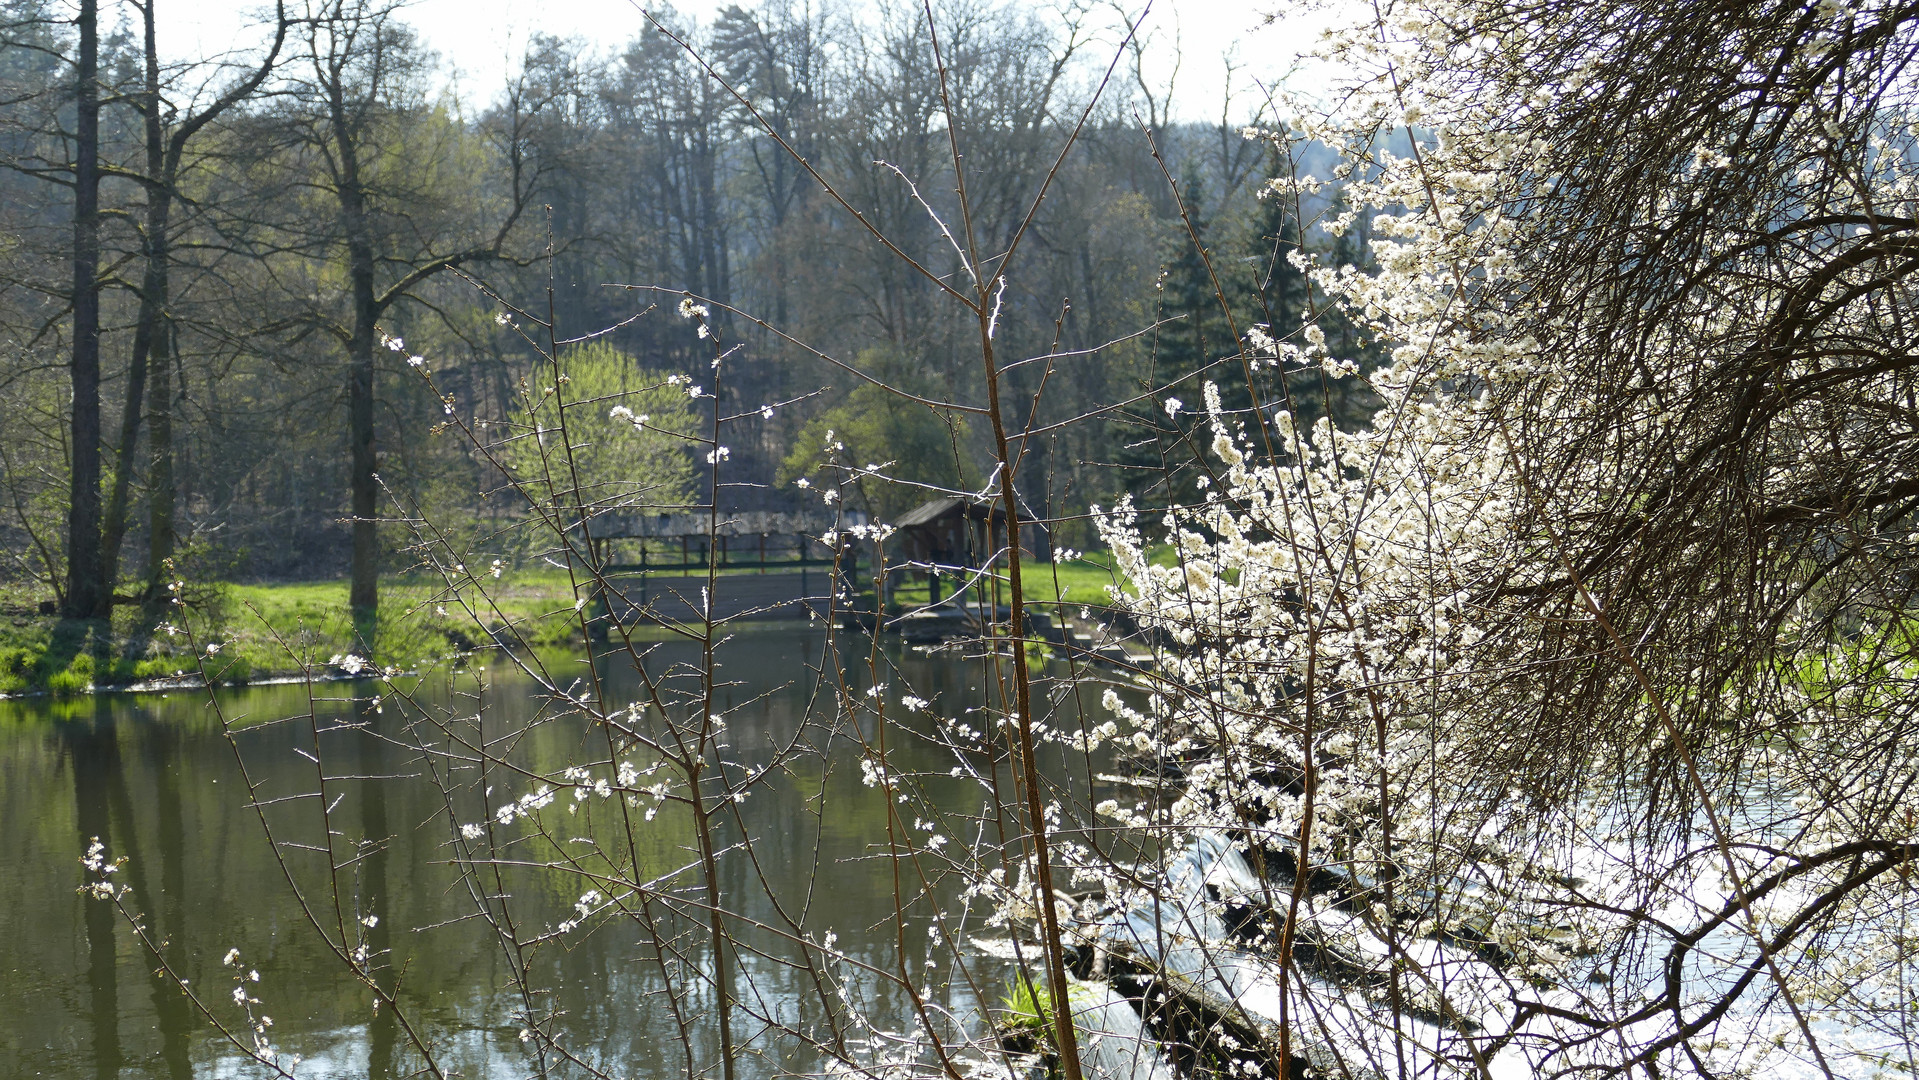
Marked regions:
[894,496,976,529]
[894,495,1019,529]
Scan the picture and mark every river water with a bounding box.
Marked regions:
[0,628,1109,1078]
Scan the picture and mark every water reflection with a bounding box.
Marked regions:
[352,693,397,1080]
[0,629,1109,1078]
[67,709,121,1080]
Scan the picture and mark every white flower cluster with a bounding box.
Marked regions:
[379,331,426,370]
[493,784,555,826]
[219,946,281,1063]
[562,764,617,802]
[558,889,604,934]
[609,404,651,430]
[79,838,124,900]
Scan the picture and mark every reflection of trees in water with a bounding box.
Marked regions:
[63,705,196,1080]
[353,689,398,1080]
[64,711,120,1080]
[20,634,1077,1078]
[127,721,194,1080]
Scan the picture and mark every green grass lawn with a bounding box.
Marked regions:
[0,571,590,695]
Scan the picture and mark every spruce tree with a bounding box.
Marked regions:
[1247,148,1380,442]
[1117,165,1235,506]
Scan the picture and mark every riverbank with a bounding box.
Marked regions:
[0,554,1140,696]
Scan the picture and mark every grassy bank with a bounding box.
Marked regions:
[0,572,589,695]
[0,555,1141,695]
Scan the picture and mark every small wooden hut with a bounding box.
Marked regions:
[891,496,1048,603]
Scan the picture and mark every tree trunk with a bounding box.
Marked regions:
[102,252,161,606]
[697,120,728,310]
[63,0,104,621]
[334,88,380,654]
[142,346,175,629]
[348,294,377,654]
[103,3,170,608]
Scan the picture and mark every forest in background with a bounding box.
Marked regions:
[0,0,1373,635]
[20,0,1919,1076]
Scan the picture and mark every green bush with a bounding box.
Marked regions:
[45,667,90,695]
[0,649,29,693]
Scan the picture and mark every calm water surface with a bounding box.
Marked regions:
[0,629,1102,1078]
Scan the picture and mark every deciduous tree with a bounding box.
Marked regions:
[260,0,531,649]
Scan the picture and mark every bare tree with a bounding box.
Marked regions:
[98,0,290,628]
[255,0,532,649]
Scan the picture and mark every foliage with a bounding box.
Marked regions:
[779,378,969,520]
[43,2,1919,1080]
[1114,167,1237,506]
[1001,971,1056,1034]
[0,0,1319,602]
[492,341,699,515]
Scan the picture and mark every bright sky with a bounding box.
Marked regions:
[154,0,1344,122]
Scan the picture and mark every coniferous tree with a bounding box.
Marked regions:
[1244,145,1376,439]
[1115,165,1236,506]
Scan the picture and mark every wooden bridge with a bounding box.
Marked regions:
[586,510,864,625]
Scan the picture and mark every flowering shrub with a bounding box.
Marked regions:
[1091,1,1919,1075]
